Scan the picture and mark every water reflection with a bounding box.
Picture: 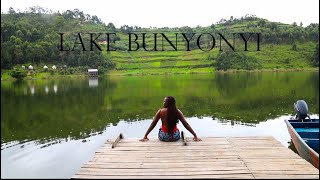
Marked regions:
[1,72,319,146]
[30,85,35,96]
[10,82,59,96]
[23,87,27,95]
[88,77,98,87]
[53,84,58,94]
[45,86,49,94]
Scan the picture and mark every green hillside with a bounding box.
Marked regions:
[1,7,319,78]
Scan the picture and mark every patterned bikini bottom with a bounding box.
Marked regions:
[158,128,180,142]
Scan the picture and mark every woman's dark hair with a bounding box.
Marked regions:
[165,96,179,134]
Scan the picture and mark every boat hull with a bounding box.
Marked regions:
[285,119,319,169]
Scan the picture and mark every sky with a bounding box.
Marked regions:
[1,0,319,28]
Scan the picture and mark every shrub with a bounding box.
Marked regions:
[11,68,27,80]
[216,51,262,70]
[49,69,55,75]
[291,44,298,51]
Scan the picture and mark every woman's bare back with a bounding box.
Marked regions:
[159,108,169,130]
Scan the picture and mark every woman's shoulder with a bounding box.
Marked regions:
[158,108,166,117]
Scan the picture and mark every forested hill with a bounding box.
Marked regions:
[1,7,319,74]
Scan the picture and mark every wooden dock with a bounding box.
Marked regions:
[72,136,319,179]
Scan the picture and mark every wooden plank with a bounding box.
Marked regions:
[94,154,238,158]
[253,174,319,179]
[102,146,233,150]
[96,149,237,154]
[77,167,252,173]
[84,161,246,167]
[82,163,247,169]
[248,165,320,170]
[238,155,300,159]
[106,140,231,145]
[111,133,124,148]
[75,169,252,176]
[95,152,237,156]
[92,155,239,160]
[105,141,232,146]
[250,170,319,175]
[90,157,240,163]
[89,159,241,164]
[99,145,233,150]
[104,142,231,146]
[230,143,283,147]
[89,160,239,164]
[94,151,237,156]
[245,159,316,163]
[96,149,235,153]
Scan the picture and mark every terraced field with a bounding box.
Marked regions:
[102,32,219,74]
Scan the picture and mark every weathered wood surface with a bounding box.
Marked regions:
[72,136,319,179]
[111,133,123,148]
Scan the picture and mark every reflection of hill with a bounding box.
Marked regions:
[103,72,319,123]
[1,72,319,145]
[1,78,118,144]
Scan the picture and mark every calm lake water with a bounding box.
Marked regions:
[1,72,319,178]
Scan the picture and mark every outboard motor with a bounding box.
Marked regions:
[293,100,309,120]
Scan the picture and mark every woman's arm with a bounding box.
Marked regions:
[139,109,161,141]
[178,110,202,141]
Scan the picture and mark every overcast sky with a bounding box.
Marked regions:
[1,0,319,28]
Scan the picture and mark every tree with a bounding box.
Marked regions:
[8,7,15,14]
[312,43,319,66]
[9,36,24,65]
[292,22,297,27]
[270,22,278,31]
[107,23,116,31]
[210,24,216,31]
[300,22,303,27]
[55,16,65,27]
[91,15,102,24]
[11,68,27,81]
[291,44,298,51]
[258,19,266,27]
[216,49,261,71]
[63,10,74,19]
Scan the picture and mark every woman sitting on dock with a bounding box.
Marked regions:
[140,96,201,142]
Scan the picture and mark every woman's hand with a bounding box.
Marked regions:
[193,137,202,141]
[139,136,149,142]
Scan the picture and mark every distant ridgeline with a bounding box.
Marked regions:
[1,7,319,71]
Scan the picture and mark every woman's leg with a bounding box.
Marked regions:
[171,129,181,141]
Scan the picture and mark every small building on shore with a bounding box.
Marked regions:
[88,69,98,76]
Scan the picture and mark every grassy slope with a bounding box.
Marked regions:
[101,21,318,75]
[104,41,317,75]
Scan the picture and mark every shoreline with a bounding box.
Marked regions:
[108,68,319,76]
[1,68,319,81]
